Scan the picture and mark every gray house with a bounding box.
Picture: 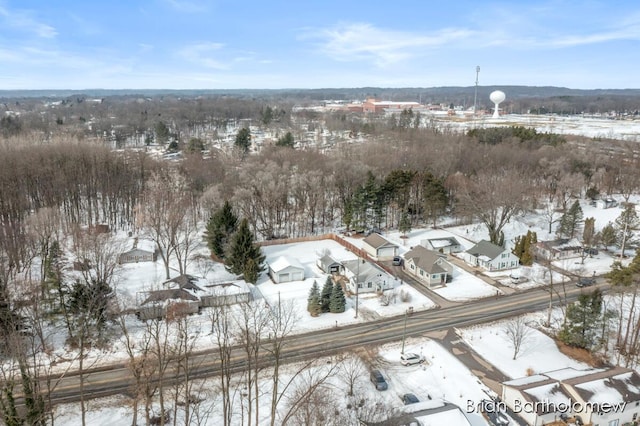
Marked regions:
[403,246,454,287]
[463,240,519,271]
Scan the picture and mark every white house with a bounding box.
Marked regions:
[268,256,305,283]
[534,238,583,261]
[502,374,573,426]
[463,240,519,271]
[362,233,399,261]
[342,259,392,294]
[403,246,454,287]
[119,237,157,264]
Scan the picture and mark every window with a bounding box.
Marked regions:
[419,270,424,276]
[501,263,505,268]
[432,274,438,279]
[367,282,372,288]
[358,283,363,289]
[410,264,415,270]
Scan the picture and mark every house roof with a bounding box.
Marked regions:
[140,288,199,305]
[404,246,449,274]
[363,233,398,250]
[164,274,204,292]
[269,256,304,273]
[343,259,385,283]
[318,254,340,269]
[466,240,505,260]
[562,367,640,404]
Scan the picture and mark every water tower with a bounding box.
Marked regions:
[490,90,506,118]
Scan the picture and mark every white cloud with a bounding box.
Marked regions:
[178,42,228,69]
[0,4,57,38]
[311,22,476,67]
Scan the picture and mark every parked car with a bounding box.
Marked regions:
[402,393,420,405]
[576,277,596,287]
[392,256,403,266]
[400,353,425,366]
[583,247,599,256]
[369,369,388,391]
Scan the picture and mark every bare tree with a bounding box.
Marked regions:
[209,303,235,426]
[503,316,534,360]
[337,353,366,397]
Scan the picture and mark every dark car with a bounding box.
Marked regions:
[370,369,388,391]
[577,277,596,287]
[392,256,403,266]
[402,393,420,405]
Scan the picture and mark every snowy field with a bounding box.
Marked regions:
[458,314,590,379]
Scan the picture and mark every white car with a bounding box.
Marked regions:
[400,353,425,366]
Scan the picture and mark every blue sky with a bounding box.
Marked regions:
[1,0,639,90]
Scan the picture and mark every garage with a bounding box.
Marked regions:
[362,233,399,261]
[268,256,305,284]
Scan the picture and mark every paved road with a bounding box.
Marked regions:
[15,279,609,407]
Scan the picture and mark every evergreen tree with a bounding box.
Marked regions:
[329,283,346,313]
[307,280,321,316]
[614,204,640,256]
[557,288,604,350]
[225,218,264,283]
[512,230,536,265]
[204,201,238,259]
[235,127,251,153]
[320,276,333,313]
[557,200,584,238]
[398,209,412,237]
[598,222,618,249]
[422,172,449,226]
[155,120,170,144]
[275,132,295,148]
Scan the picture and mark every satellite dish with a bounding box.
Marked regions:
[490,90,506,118]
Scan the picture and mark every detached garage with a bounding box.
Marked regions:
[268,256,305,284]
[362,233,399,261]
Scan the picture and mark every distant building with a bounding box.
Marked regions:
[362,98,422,114]
[119,237,157,264]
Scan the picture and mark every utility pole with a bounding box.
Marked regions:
[354,258,360,319]
[473,66,480,117]
[401,308,408,354]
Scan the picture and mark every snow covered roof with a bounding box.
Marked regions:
[363,233,398,249]
[342,259,386,283]
[269,255,304,273]
[425,237,460,249]
[562,367,640,404]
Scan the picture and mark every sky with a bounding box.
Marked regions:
[1,0,640,90]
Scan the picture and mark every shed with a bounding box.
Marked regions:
[268,256,305,283]
[316,254,343,274]
[119,237,157,264]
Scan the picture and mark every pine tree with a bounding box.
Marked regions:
[398,209,412,237]
[307,280,321,316]
[598,223,617,249]
[235,127,251,153]
[329,282,346,313]
[226,218,264,283]
[320,276,333,313]
[557,288,604,350]
[275,132,295,148]
[557,200,584,238]
[205,201,238,259]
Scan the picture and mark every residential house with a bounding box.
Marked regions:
[119,237,157,264]
[362,233,399,261]
[342,259,392,294]
[268,256,305,283]
[136,274,203,320]
[502,367,640,426]
[463,240,519,271]
[534,239,583,261]
[316,254,344,274]
[403,246,454,287]
[420,236,463,254]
